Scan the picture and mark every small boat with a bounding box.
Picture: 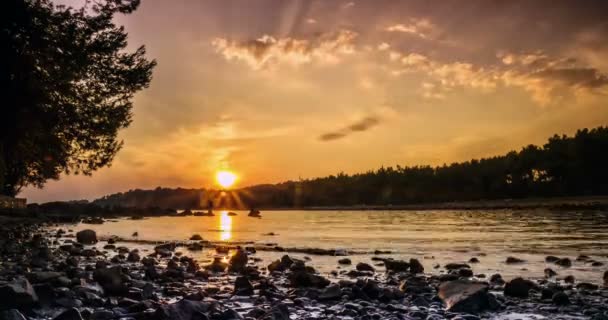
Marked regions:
[248,209,261,217]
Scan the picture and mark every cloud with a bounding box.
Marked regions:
[387,49,608,105]
[212,30,358,69]
[319,116,380,141]
[498,52,608,105]
[385,18,438,40]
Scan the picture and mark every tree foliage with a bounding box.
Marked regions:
[1,0,156,196]
[94,127,608,209]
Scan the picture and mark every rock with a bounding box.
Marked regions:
[93,266,127,295]
[409,258,424,274]
[504,277,536,298]
[469,257,480,263]
[234,276,254,296]
[552,291,570,305]
[127,251,141,262]
[544,268,557,278]
[445,263,471,271]
[564,275,575,283]
[576,255,591,261]
[356,262,375,272]
[267,255,293,272]
[458,268,474,277]
[263,303,289,320]
[338,258,352,265]
[189,234,203,241]
[205,257,227,273]
[505,256,525,264]
[546,256,560,263]
[0,277,38,310]
[604,270,608,283]
[576,282,599,291]
[76,229,97,244]
[0,309,26,320]
[438,280,492,313]
[228,248,248,272]
[289,271,330,288]
[53,308,83,320]
[154,300,212,320]
[318,283,342,300]
[384,259,409,272]
[556,258,572,268]
[29,271,62,283]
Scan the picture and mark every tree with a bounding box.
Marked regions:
[1,0,156,196]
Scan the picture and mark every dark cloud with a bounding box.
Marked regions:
[532,68,608,89]
[319,116,380,141]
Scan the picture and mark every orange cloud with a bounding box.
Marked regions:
[212,30,358,69]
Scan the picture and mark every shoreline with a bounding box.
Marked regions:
[0,221,607,319]
[258,195,608,211]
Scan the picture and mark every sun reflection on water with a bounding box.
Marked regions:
[219,210,232,241]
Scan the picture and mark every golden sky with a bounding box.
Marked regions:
[24,0,608,202]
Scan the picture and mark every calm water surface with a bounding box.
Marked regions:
[69,209,608,284]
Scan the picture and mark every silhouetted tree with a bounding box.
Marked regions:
[91,126,608,209]
[1,0,156,196]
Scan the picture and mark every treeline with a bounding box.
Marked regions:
[93,127,608,209]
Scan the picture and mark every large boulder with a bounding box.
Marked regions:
[0,278,38,310]
[153,300,212,320]
[76,229,97,244]
[504,277,536,298]
[438,280,492,313]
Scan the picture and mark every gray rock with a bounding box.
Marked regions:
[318,283,342,300]
[153,300,212,320]
[338,258,352,265]
[0,309,26,320]
[93,266,127,295]
[438,280,492,313]
[0,277,38,310]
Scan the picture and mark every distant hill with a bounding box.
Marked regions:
[93,126,608,209]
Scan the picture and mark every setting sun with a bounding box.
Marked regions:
[216,170,237,188]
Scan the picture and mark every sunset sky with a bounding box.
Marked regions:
[24,0,608,203]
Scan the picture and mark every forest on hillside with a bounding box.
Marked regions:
[93,127,608,209]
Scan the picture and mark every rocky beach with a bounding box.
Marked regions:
[1,215,607,320]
